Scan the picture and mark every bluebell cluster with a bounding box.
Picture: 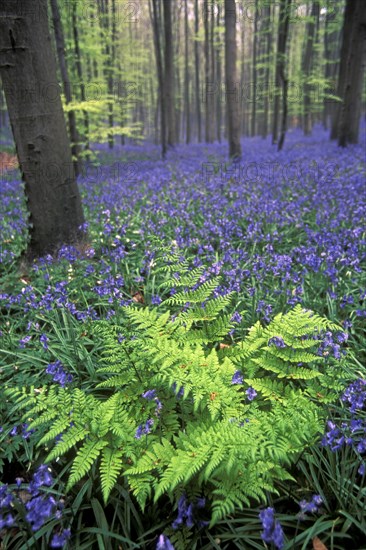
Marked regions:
[268,336,286,348]
[0,465,70,547]
[156,534,175,550]
[322,378,366,474]
[172,493,207,530]
[259,506,285,549]
[45,360,73,387]
[142,389,163,415]
[298,494,323,515]
[135,418,154,439]
[0,127,365,333]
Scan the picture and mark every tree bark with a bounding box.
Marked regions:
[272,0,292,149]
[251,0,258,137]
[50,0,81,176]
[216,3,222,143]
[184,0,190,144]
[163,0,175,147]
[0,0,85,258]
[204,0,214,142]
[261,5,272,138]
[302,2,320,136]
[150,0,166,159]
[225,0,241,159]
[338,0,366,146]
[72,1,89,155]
[330,0,356,140]
[194,0,202,142]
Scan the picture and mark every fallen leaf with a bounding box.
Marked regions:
[132,291,144,304]
[313,536,328,550]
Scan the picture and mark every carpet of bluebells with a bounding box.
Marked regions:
[1,125,366,548]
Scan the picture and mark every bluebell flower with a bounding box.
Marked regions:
[50,528,71,548]
[299,494,323,515]
[0,513,14,529]
[135,418,154,439]
[156,534,175,550]
[231,370,243,385]
[259,507,285,549]
[268,336,286,348]
[172,493,206,530]
[142,389,157,400]
[25,494,57,530]
[246,387,257,401]
[40,333,49,350]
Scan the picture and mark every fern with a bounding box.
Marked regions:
[6,262,349,528]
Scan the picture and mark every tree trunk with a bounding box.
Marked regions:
[50,0,81,177]
[0,0,85,258]
[216,3,222,142]
[322,0,339,129]
[184,0,190,144]
[272,0,292,149]
[251,0,258,137]
[72,1,89,155]
[338,0,366,146]
[163,0,175,147]
[225,0,241,159]
[204,0,214,142]
[262,5,272,138]
[150,0,166,159]
[330,0,356,140]
[194,0,201,142]
[302,2,320,136]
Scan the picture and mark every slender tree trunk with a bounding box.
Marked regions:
[225,0,241,159]
[0,0,85,257]
[338,0,366,146]
[272,0,292,149]
[216,4,222,142]
[50,0,81,177]
[194,0,202,142]
[72,1,89,155]
[330,0,356,140]
[163,0,175,146]
[302,2,320,135]
[184,0,191,144]
[262,5,271,138]
[251,0,258,137]
[322,0,339,129]
[210,1,216,141]
[239,3,246,135]
[204,0,213,142]
[150,0,166,159]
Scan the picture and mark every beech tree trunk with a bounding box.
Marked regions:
[150,0,166,158]
[50,0,81,176]
[272,0,292,150]
[302,2,320,136]
[204,1,214,142]
[216,3,222,143]
[330,0,356,140]
[72,1,89,154]
[0,0,85,258]
[261,5,272,138]
[337,0,366,146]
[251,0,258,137]
[184,0,190,144]
[163,0,175,147]
[225,0,241,159]
[194,0,202,142]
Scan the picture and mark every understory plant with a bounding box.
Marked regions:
[5,257,350,549]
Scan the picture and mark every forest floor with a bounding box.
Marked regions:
[0,125,366,549]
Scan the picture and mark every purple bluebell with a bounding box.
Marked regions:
[259,507,285,549]
[231,370,243,385]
